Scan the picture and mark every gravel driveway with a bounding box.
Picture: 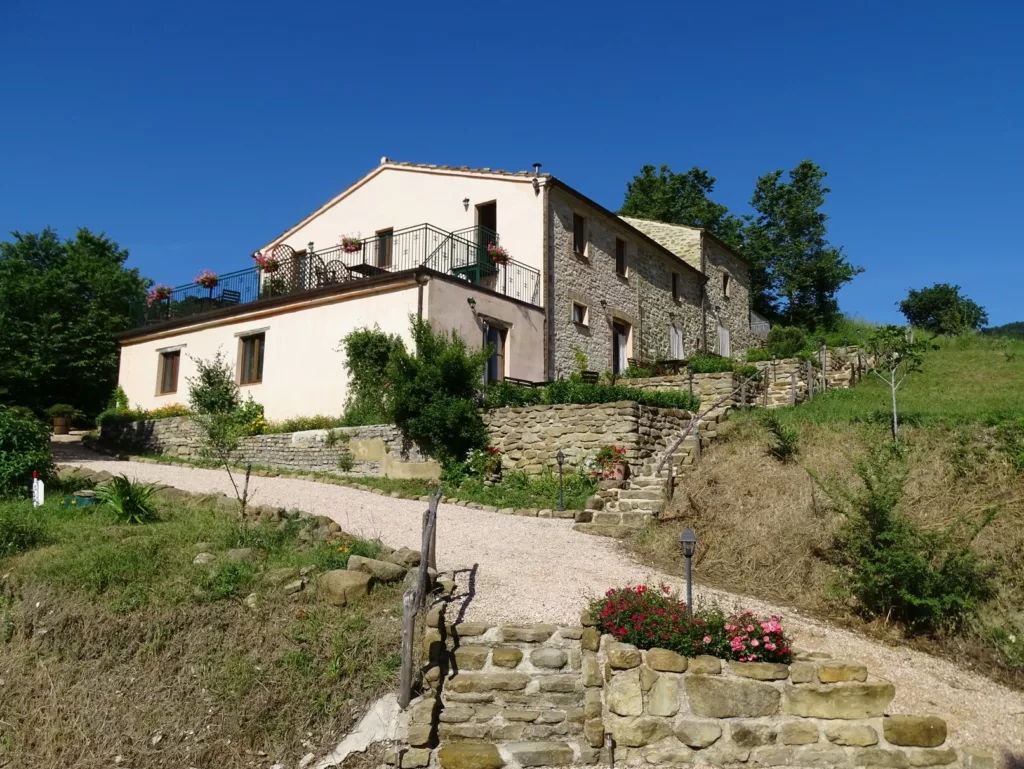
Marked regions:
[59,452,1024,761]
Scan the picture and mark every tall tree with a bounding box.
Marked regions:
[0,228,149,418]
[898,283,988,335]
[745,160,863,328]
[619,164,746,252]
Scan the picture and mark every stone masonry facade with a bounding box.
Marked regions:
[550,189,704,380]
[401,602,976,769]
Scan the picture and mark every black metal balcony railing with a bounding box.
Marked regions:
[131,223,541,329]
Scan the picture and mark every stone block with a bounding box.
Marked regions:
[883,716,947,748]
[607,668,643,716]
[438,743,504,769]
[490,723,527,740]
[406,723,433,747]
[537,710,566,724]
[731,721,777,748]
[581,627,600,652]
[440,704,476,723]
[648,675,679,717]
[608,715,673,747]
[673,719,722,748]
[506,742,574,767]
[789,661,818,684]
[348,555,407,583]
[503,709,541,722]
[439,724,491,741]
[319,570,372,606]
[780,721,819,745]
[452,622,492,637]
[817,660,868,683]
[825,723,878,747]
[580,609,598,628]
[906,749,957,767]
[750,745,852,767]
[641,737,693,764]
[961,748,996,769]
[501,625,556,643]
[584,718,604,748]
[401,748,431,768]
[530,648,568,669]
[582,653,602,687]
[639,665,659,692]
[685,676,781,718]
[491,647,523,669]
[560,627,584,640]
[729,661,790,680]
[446,673,531,693]
[849,748,910,768]
[688,655,722,675]
[538,675,578,693]
[607,642,642,669]
[454,647,489,670]
[782,682,895,719]
[646,648,687,672]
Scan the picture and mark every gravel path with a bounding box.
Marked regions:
[60,453,1024,762]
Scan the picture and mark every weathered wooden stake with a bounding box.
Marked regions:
[790,373,797,405]
[806,361,814,399]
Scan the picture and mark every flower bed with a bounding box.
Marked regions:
[588,584,793,663]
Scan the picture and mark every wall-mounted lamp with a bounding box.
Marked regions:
[467,297,477,311]
[600,299,607,307]
[532,178,540,194]
[463,197,470,211]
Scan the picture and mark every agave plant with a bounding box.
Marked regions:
[95,474,160,524]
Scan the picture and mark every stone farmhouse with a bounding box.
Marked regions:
[117,159,762,419]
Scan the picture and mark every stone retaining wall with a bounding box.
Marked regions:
[403,611,983,769]
[482,402,692,478]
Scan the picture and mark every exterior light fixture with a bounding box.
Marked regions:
[467,297,477,310]
[679,527,697,617]
[463,197,470,211]
[555,449,566,511]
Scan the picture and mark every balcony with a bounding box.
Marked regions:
[131,224,541,329]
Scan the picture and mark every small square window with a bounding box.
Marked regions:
[573,213,587,255]
[615,238,627,277]
[672,272,681,301]
[159,350,180,394]
[723,273,732,298]
[240,333,265,385]
[572,302,588,326]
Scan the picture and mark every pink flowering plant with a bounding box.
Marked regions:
[147,285,172,306]
[252,251,280,271]
[486,243,509,264]
[194,270,219,289]
[340,234,362,253]
[587,585,793,663]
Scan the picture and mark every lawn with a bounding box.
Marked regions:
[0,488,403,768]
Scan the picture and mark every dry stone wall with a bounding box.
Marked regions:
[404,609,980,769]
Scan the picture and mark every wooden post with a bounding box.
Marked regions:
[806,361,814,400]
[398,589,417,709]
[688,367,694,399]
[666,448,674,500]
[740,380,747,410]
[790,373,796,405]
[693,421,702,462]
[819,345,827,392]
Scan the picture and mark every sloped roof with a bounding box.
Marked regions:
[620,215,750,268]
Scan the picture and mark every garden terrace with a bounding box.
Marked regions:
[130,223,541,329]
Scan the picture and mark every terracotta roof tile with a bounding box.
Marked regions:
[384,159,551,179]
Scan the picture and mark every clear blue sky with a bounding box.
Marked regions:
[2,1,1021,326]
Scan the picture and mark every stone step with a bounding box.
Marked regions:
[572,522,633,538]
[617,489,664,500]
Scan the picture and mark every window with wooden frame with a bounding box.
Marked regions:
[572,213,587,255]
[723,272,732,298]
[615,238,627,277]
[572,302,588,326]
[158,350,180,394]
[672,272,681,301]
[239,333,265,385]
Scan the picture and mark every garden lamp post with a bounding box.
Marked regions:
[556,449,565,512]
[679,527,697,617]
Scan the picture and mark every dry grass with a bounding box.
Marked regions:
[631,416,1024,688]
[0,495,404,769]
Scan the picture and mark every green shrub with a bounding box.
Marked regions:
[767,326,808,358]
[339,326,405,426]
[46,403,78,418]
[193,561,258,602]
[745,347,773,362]
[482,381,544,409]
[265,414,345,434]
[95,475,160,524]
[737,364,761,380]
[762,412,800,463]
[187,350,241,415]
[0,504,46,557]
[97,403,191,427]
[483,380,700,412]
[620,365,654,379]
[823,443,997,631]
[0,406,53,498]
[687,352,735,373]
[337,452,355,472]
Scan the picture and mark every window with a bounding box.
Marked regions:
[376,228,394,268]
[718,326,731,358]
[672,272,681,301]
[158,350,180,394]
[615,238,627,277]
[240,333,265,385]
[612,321,630,375]
[572,213,587,255]
[485,325,507,384]
[572,302,588,326]
[670,326,684,360]
[723,273,732,298]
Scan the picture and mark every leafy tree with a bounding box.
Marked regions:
[745,160,863,327]
[338,326,405,425]
[0,228,149,418]
[387,317,491,472]
[897,283,988,336]
[866,325,929,443]
[0,406,54,498]
[619,164,746,252]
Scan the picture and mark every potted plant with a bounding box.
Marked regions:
[487,243,509,265]
[147,285,172,306]
[340,234,362,253]
[195,270,219,290]
[47,404,77,435]
[252,251,280,273]
[594,444,629,481]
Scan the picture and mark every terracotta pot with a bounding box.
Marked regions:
[52,416,69,435]
[612,461,629,481]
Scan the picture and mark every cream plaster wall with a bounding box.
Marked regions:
[425,277,546,383]
[117,286,420,420]
[267,165,547,277]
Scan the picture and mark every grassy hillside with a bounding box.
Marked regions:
[0,491,403,768]
[632,333,1024,687]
